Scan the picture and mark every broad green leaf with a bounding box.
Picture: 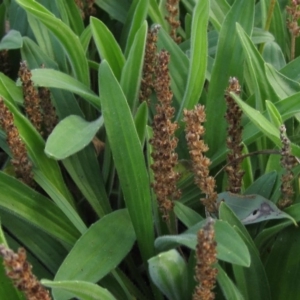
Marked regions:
[90,17,125,80]
[266,100,283,128]
[42,280,116,300]
[94,0,130,23]
[232,226,271,300]
[55,0,84,36]
[148,249,189,300]
[45,115,103,160]
[217,192,296,225]
[148,0,168,30]
[262,41,286,70]
[255,203,300,250]
[124,0,148,57]
[205,0,254,156]
[155,219,250,267]
[252,27,274,44]
[176,0,209,124]
[99,61,155,262]
[231,93,300,158]
[0,29,22,50]
[0,172,79,245]
[54,209,135,298]
[16,0,89,86]
[244,171,277,199]
[236,23,278,111]
[209,0,230,31]
[220,200,271,299]
[216,264,245,300]
[120,21,147,112]
[174,201,203,227]
[264,226,300,300]
[30,69,100,109]
[0,209,67,274]
[281,56,300,82]
[265,63,300,99]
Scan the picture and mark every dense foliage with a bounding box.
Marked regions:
[0,0,300,299]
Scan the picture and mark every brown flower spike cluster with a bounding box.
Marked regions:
[0,98,33,186]
[0,244,52,300]
[139,26,160,103]
[38,86,58,138]
[184,105,218,214]
[19,61,43,134]
[75,0,96,19]
[278,125,295,209]
[224,77,245,194]
[165,0,181,43]
[193,218,218,300]
[150,50,181,219]
[287,0,300,59]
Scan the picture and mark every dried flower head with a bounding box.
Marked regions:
[38,85,58,138]
[150,50,180,220]
[286,0,300,60]
[165,0,181,43]
[139,25,160,103]
[0,98,33,186]
[184,105,218,214]
[278,125,295,208]
[19,61,43,134]
[224,77,244,194]
[0,244,52,300]
[193,218,218,300]
[74,0,96,19]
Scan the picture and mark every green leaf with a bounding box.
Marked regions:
[54,209,135,299]
[45,115,103,160]
[176,0,209,123]
[124,0,148,57]
[0,172,79,245]
[148,249,189,300]
[209,0,230,31]
[205,0,254,156]
[30,69,100,110]
[264,226,300,299]
[266,100,283,129]
[262,41,286,70]
[244,171,277,199]
[231,93,300,158]
[217,192,296,225]
[99,61,155,263]
[94,0,130,23]
[265,63,300,99]
[42,280,116,300]
[0,30,23,50]
[120,21,147,112]
[216,264,245,300]
[16,0,89,86]
[91,17,125,80]
[236,23,278,111]
[155,219,250,267]
[174,201,203,227]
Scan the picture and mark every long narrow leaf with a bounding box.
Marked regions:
[99,61,155,262]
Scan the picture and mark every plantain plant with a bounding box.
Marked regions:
[0,0,300,299]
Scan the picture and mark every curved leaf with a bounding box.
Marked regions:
[45,115,103,160]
